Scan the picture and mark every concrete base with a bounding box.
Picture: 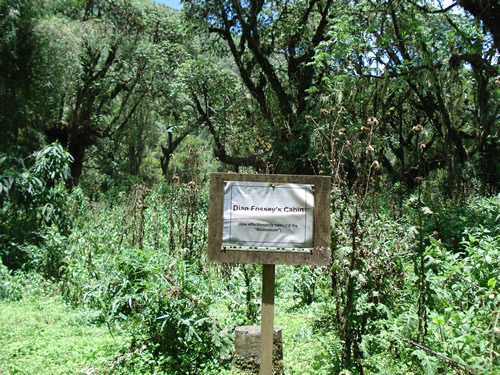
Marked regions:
[234,326,283,374]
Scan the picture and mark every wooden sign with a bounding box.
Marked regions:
[208,173,330,265]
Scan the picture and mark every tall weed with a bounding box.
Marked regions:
[389,194,500,374]
[62,183,233,373]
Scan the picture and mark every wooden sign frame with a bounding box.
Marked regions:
[208,173,330,266]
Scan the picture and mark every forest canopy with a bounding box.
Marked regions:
[0,0,497,192]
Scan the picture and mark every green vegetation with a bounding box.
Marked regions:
[0,294,126,374]
[2,186,497,374]
[0,269,126,374]
[1,0,498,374]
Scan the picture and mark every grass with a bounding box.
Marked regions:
[275,300,335,375]
[0,269,335,375]
[0,294,126,375]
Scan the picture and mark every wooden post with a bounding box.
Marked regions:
[260,264,275,375]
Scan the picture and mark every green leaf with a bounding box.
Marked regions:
[412,349,438,375]
[488,278,497,288]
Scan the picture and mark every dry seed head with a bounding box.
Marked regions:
[367,116,379,127]
[168,285,180,297]
[320,108,329,115]
[412,124,424,133]
[339,128,346,135]
[496,76,500,87]
[361,126,371,132]
[366,144,375,153]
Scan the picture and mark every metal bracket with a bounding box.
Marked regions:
[222,245,312,254]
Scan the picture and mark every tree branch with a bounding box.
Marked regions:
[191,91,265,171]
[395,334,476,374]
[407,0,458,14]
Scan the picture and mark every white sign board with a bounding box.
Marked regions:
[223,181,314,251]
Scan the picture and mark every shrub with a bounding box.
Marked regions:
[0,259,51,301]
[62,183,232,374]
[0,142,73,271]
[389,194,500,374]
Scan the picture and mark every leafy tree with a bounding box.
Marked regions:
[311,0,499,194]
[179,56,268,172]
[42,0,187,188]
[0,142,73,270]
[0,0,44,154]
[183,0,341,174]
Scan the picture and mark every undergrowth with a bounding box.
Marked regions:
[1,180,498,374]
